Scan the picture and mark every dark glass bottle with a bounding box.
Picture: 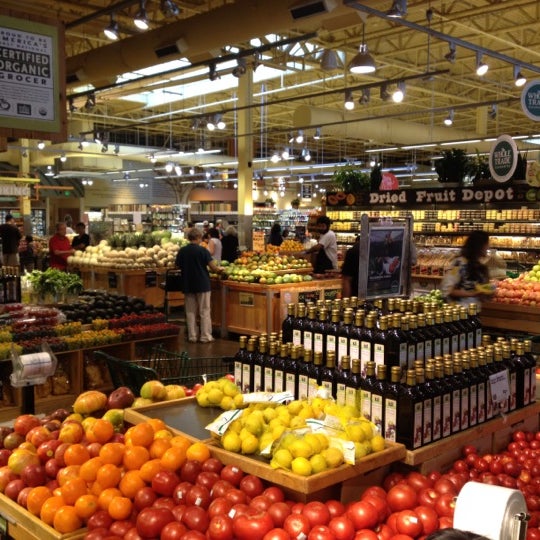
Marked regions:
[348,310,362,366]
[407,315,424,367]
[338,310,352,367]
[383,366,401,442]
[361,314,375,375]
[432,311,444,358]
[397,369,424,449]
[462,354,478,427]
[451,308,468,353]
[453,357,470,431]
[472,351,486,424]
[444,310,460,355]
[503,343,521,411]
[415,367,433,446]
[513,341,532,407]
[386,313,408,374]
[373,315,388,369]
[302,306,317,354]
[459,306,474,351]
[284,345,299,398]
[320,351,337,399]
[468,303,482,348]
[234,336,248,389]
[263,340,278,392]
[443,360,461,434]
[310,351,324,391]
[371,364,388,436]
[347,358,362,412]
[273,343,288,393]
[297,347,311,400]
[424,364,442,442]
[387,297,396,314]
[313,308,328,359]
[326,309,340,360]
[241,338,257,393]
[336,355,352,407]
[523,340,537,405]
[418,313,433,364]
[292,303,307,348]
[360,361,377,421]
[435,362,453,439]
[252,339,267,392]
[482,347,496,421]
[282,303,296,344]
[493,346,509,414]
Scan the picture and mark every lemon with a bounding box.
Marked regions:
[354,441,369,460]
[223,380,240,397]
[229,419,242,433]
[314,432,330,450]
[304,433,322,454]
[220,396,234,410]
[278,433,297,450]
[208,388,224,404]
[360,421,375,440]
[233,394,244,408]
[291,456,312,476]
[322,447,344,469]
[310,453,328,474]
[289,439,313,459]
[222,430,241,452]
[345,424,365,443]
[287,400,303,415]
[196,391,210,407]
[243,415,264,436]
[263,407,278,422]
[273,448,293,469]
[371,434,385,452]
[298,405,315,420]
[290,416,306,429]
[241,433,259,454]
[271,424,286,439]
[259,432,275,453]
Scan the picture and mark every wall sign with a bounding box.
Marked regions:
[489,134,518,183]
[521,79,540,121]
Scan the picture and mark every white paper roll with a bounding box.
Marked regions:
[18,352,52,378]
[454,481,527,540]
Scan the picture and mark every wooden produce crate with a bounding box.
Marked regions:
[481,301,540,335]
[0,493,85,540]
[402,401,540,474]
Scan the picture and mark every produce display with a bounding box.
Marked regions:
[494,263,540,306]
[266,238,304,253]
[27,268,83,300]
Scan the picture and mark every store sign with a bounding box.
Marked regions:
[0,184,30,196]
[239,292,254,307]
[489,135,518,183]
[521,79,540,121]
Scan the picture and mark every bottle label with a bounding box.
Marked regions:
[461,386,469,430]
[349,338,360,361]
[467,331,474,350]
[478,381,486,423]
[285,372,296,396]
[413,402,423,449]
[425,340,433,362]
[510,371,517,411]
[423,398,432,445]
[327,334,336,354]
[452,389,461,432]
[264,367,273,392]
[524,367,531,405]
[443,337,450,355]
[274,370,284,393]
[345,385,357,408]
[298,374,309,400]
[531,368,537,404]
[475,328,482,348]
[442,393,452,438]
[234,361,243,388]
[486,381,494,420]
[336,383,346,407]
[374,343,384,367]
[308,376,318,395]
[253,365,262,392]
[303,331,313,351]
[384,398,397,441]
[322,380,333,398]
[459,333,467,352]
[361,341,371,373]
[434,338,442,358]
[399,343,407,369]
[293,329,301,347]
[451,335,459,354]
[371,394,383,435]
[314,333,324,354]
[408,344,416,368]
[469,384,478,426]
[242,364,252,393]
[416,342,425,363]
[338,337,348,365]
[361,389,372,421]
[432,395,442,441]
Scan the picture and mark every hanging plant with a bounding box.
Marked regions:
[370,164,383,191]
[470,150,491,183]
[332,166,371,192]
[435,148,474,184]
[511,150,527,181]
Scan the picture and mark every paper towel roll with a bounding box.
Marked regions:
[18,352,53,378]
[454,481,528,540]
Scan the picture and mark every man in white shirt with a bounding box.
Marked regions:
[304,216,338,274]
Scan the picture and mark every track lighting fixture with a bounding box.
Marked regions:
[295,130,304,144]
[84,94,95,111]
[489,103,498,120]
[313,127,321,140]
[476,51,488,76]
[392,81,405,103]
[387,0,407,18]
[189,167,195,175]
[104,14,119,41]
[37,140,45,150]
[232,58,247,78]
[444,109,454,126]
[60,153,67,163]
[208,63,219,81]
[123,172,131,180]
[281,148,290,160]
[165,162,174,173]
[344,90,355,110]
[78,142,83,151]
[380,84,391,101]
[444,42,456,63]
[206,117,216,131]
[359,87,370,105]
[216,115,226,130]
[270,151,280,163]
[160,0,180,17]
[134,1,149,30]
[302,148,311,162]
[174,165,182,176]
[349,20,376,74]
[320,49,339,71]
[514,65,526,87]
[44,165,55,177]
[82,179,93,186]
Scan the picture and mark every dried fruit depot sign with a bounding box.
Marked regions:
[489,134,518,183]
[521,79,540,121]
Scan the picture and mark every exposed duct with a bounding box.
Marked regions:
[66,0,354,89]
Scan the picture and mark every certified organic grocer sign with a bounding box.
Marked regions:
[489,134,518,183]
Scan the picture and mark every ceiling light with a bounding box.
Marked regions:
[271,151,280,163]
[174,165,182,176]
[392,81,405,103]
[149,153,157,163]
[476,51,488,76]
[123,172,130,180]
[514,65,526,87]
[296,130,304,144]
[349,20,376,74]
[359,87,370,105]
[489,103,498,120]
[369,159,376,167]
[37,140,45,150]
[104,14,119,41]
[44,165,55,177]
[344,90,355,110]
[207,117,216,131]
[82,179,93,186]
[444,42,456,63]
[94,132,101,144]
[134,1,149,30]
[208,63,219,81]
[189,167,195,175]
[232,58,247,78]
[302,148,311,162]
[160,0,180,17]
[320,49,339,71]
[165,162,174,173]
[444,109,454,126]
[60,153,67,162]
[216,116,226,130]
[380,84,391,101]
[281,148,290,160]
[313,127,321,140]
[387,0,407,18]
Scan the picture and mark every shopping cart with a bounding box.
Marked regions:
[160,268,183,321]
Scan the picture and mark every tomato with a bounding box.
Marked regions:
[208,497,233,519]
[290,502,305,514]
[326,500,346,518]
[462,444,478,456]
[361,486,387,500]
[346,500,378,530]
[433,478,457,495]
[225,488,249,505]
[268,502,292,527]
[361,495,389,522]
[182,505,210,533]
[308,525,336,540]
[233,511,274,540]
[133,486,157,511]
[160,521,187,540]
[181,531,207,540]
[283,513,311,538]
[301,501,331,527]
[263,528,292,540]
[353,530,377,540]
[239,475,265,498]
[211,480,235,499]
[527,529,540,540]
[136,507,175,538]
[374,523,393,540]
[85,529,112,540]
[328,515,355,540]
[152,470,180,497]
[452,459,469,474]
[250,495,272,513]
[196,471,220,490]
[386,484,418,512]
[438,516,453,529]
[110,521,136,537]
[434,492,456,518]
[181,460,202,484]
[390,535,416,540]
[405,472,432,492]
[395,509,422,538]
[263,487,285,504]
[513,430,527,442]
[87,510,114,530]
[207,515,234,540]
[414,505,438,535]
[221,465,244,486]
[201,458,224,474]
[173,481,193,504]
[383,472,404,492]
[186,484,211,508]
[417,488,438,508]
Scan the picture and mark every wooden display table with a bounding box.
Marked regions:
[481,301,540,335]
[403,401,540,474]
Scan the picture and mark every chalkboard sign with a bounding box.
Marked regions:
[145,271,157,288]
[108,272,118,289]
[298,290,319,304]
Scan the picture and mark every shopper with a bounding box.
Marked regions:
[0,214,22,268]
[207,227,222,262]
[269,222,283,247]
[426,529,488,540]
[64,215,75,234]
[304,215,338,274]
[19,235,35,273]
[71,222,90,251]
[49,222,75,271]
[215,219,225,239]
[341,236,360,298]
[441,230,494,307]
[176,227,223,343]
[221,225,239,263]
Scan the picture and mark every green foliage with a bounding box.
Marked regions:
[370,165,383,191]
[28,268,83,298]
[435,148,474,183]
[332,166,371,192]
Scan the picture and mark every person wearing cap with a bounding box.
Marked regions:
[0,214,22,267]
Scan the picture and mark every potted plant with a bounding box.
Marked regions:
[332,166,371,192]
[435,148,474,184]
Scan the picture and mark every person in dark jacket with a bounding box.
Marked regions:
[0,214,22,267]
[268,222,283,247]
[71,222,90,251]
[221,225,240,263]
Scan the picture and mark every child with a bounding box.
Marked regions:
[19,235,35,273]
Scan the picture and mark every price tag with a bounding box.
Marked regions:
[0,514,8,540]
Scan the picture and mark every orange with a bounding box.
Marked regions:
[139,459,163,482]
[170,434,192,452]
[123,445,150,470]
[79,456,104,483]
[53,505,83,534]
[74,493,99,520]
[119,470,146,499]
[147,418,167,433]
[108,496,133,520]
[149,437,172,459]
[96,463,122,488]
[160,445,187,471]
[61,477,88,505]
[97,487,122,511]
[129,423,155,447]
[41,495,65,525]
[186,442,211,462]
[27,486,52,516]
[86,418,115,444]
[64,443,91,466]
[99,442,125,465]
[57,465,81,486]
[154,429,173,440]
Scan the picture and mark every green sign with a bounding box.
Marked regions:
[521,80,540,121]
[489,135,518,183]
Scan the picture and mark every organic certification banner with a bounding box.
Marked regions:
[0,14,60,132]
